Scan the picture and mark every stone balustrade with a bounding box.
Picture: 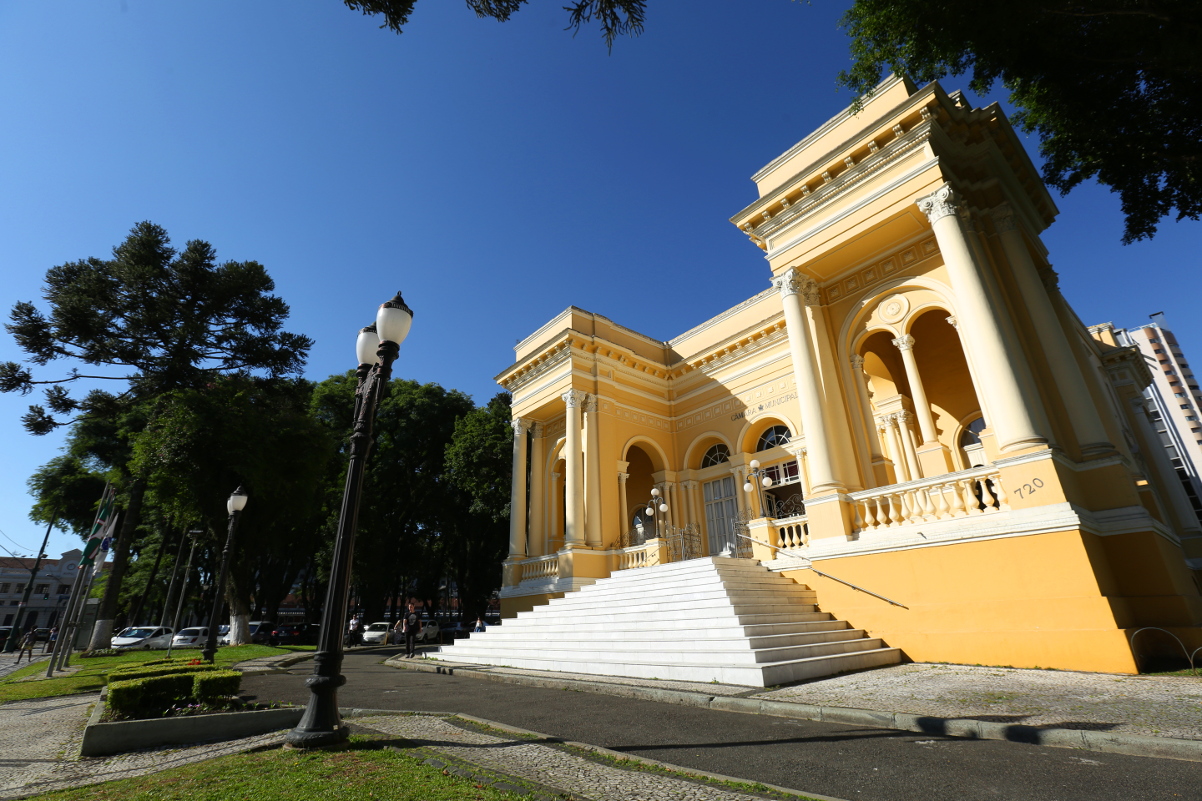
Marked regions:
[849,467,1008,534]
[770,515,809,550]
[519,554,559,583]
[617,541,660,571]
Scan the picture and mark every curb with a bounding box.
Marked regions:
[388,657,1202,763]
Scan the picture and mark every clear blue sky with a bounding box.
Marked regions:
[1,0,1199,559]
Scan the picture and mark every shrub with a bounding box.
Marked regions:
[107,674,194,717]
[108,664,218,683]
[193,670,242,702]
[81,648,119,658]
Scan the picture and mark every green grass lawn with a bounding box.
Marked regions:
[32,740,537,801]
[0,645,307,703]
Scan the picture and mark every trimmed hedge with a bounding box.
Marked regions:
[108,664,218,683]
[108,674,195,716]
[193,670,242,701]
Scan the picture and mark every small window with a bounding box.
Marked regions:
[959,416,987,448]
[57,584,70,595]
[756,425,792,452]
[0,583,9,593]
[35,584,48,594]
[700,444,730,468]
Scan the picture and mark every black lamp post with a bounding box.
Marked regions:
[285,292,413,750]
[201,487,248,663]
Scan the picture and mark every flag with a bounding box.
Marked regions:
[80,485,116,566]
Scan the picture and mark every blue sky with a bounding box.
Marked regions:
[1,0,1199,559]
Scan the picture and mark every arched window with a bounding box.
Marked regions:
[700,443,730,468]
[756,425,791,452]
[959,416,987,448]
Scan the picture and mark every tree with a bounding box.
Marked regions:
[443,392,513,618]
[341,0,645,46]
[838,0,1202,243]
[2,221,312,648]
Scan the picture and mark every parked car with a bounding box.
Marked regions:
[443,622,470,640]
[415,619,440,643]
[172,627,209,648]
[248,621,275,645]
[33,627,52,642]
[216,624,230,645]
[0,626,13,644]
[361,621,391,645]
[111,626,174,650]
[272,623,317,645]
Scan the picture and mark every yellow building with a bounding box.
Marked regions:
[490,77,1202,676]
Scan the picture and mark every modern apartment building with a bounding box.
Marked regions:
[1092,315,1202,531]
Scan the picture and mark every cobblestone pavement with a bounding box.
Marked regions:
[0,693,285,800]
[754,663,1202,740]
[422,658,1202,741]
[355,713,805,801]
[0,654,50,682]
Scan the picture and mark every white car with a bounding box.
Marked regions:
[361,621,392,645]
[172,627,210,648]
[111,626,174,650]
[415,619,440,643]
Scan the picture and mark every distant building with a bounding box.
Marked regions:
[0,549,84,629]
[1090,315,1202,530]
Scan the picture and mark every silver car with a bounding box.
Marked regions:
[111,626,174,650]
[172,627,210,648]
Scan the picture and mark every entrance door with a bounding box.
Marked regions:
[703,476,739,555]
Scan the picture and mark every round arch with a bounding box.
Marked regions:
[620,435,670,473]
[736,414,799,456]
[683,431,734,471]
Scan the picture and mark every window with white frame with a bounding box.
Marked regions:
[755,425,791,451]
[700,444,730,468]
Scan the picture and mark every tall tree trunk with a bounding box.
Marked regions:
[89,477,147,650]
[127,528,165,625]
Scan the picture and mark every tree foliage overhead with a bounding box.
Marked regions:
[838,0,1202,243]
[1,221,313,433]
[342,0,645,46]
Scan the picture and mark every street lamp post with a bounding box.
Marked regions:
[201,488,248,663]
[743,460,775,518]
[644,488,669,540]
[286,292,413,750]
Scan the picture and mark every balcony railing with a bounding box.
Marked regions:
[848,465,1008,535]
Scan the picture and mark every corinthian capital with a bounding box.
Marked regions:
[850,354,865,371]
[992,203,1017,233]
[917,184,958,224]
[562,389,587,408]
[774,268,821,306]
[582,394,599,414]
[891,334,915,352]
[511,417,534,436]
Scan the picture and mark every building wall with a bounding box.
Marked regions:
[496,77,1202,671]
[0,550,84,629]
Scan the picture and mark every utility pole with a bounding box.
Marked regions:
[2,516,56,653]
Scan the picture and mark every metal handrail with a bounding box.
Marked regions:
[733,531,909,609]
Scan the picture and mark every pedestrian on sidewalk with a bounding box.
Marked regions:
[15,630,36,664]
[402,602,421,658]
[43,627,57,653]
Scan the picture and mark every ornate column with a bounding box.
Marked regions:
[896,411,921,480]
[774,269,842,493]
[917,185,1046,452]
[993,204,1113,456]
[583,394,603,548]
[550,469,562,548]
[852,355,889,487]
[879,414,909,482]
[681,480,698,528]
[508,418,533,558]
[528,424,546,556]
[617,470,630,541]
[892,335,953,474]
[562,389,586,547]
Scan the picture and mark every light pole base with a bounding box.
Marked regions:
[283,729,351,750]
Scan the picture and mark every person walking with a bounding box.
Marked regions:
[15,629,36,664]
[402,602,422,658]
[44,627,58,654]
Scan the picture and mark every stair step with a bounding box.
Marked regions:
[444,557,901,687]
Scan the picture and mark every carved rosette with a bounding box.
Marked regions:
[917,184,958,224]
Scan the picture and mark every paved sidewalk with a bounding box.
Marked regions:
[394,655,1202,760]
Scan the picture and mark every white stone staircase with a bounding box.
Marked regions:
[438,556,902,687]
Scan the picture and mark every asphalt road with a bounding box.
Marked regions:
[241,647,1202,801]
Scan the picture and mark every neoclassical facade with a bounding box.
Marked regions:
[496,77,1202,673]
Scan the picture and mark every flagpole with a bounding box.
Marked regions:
[46,563,87,677]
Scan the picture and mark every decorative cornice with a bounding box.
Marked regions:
[917,184,957,224]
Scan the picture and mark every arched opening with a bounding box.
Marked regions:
[909,310,984,470]
[624,445,657,535]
